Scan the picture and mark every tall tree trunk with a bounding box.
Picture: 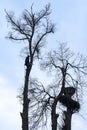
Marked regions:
[66,109,72,130]
[51,99,59,130]
[21,65,31,130]
[62,109,72,130]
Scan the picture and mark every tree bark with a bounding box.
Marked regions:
[51,99,59,130]
[21,65,31,130]
[62,109,72,130]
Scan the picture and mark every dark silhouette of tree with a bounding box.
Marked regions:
[6,4,55,130]
[59,87,80,130]
[39,43,87,130]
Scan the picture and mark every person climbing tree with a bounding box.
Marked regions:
[25,55,29,67]
[6,3,55,130]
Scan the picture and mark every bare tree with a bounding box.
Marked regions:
[40,43,87,130]
[23,43,87,130]
[6,4,55,130]
[28,78,52,129]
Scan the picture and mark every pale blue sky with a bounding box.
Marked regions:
[0,0,87,130]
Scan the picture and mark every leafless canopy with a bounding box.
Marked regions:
[40,43,87,129]
[41,43,87,95]
[29,78,55,129]
[5,3,55,59]
[28,43,87,129]
[6,4,55,130]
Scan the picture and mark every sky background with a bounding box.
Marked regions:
[0,0,87,130]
